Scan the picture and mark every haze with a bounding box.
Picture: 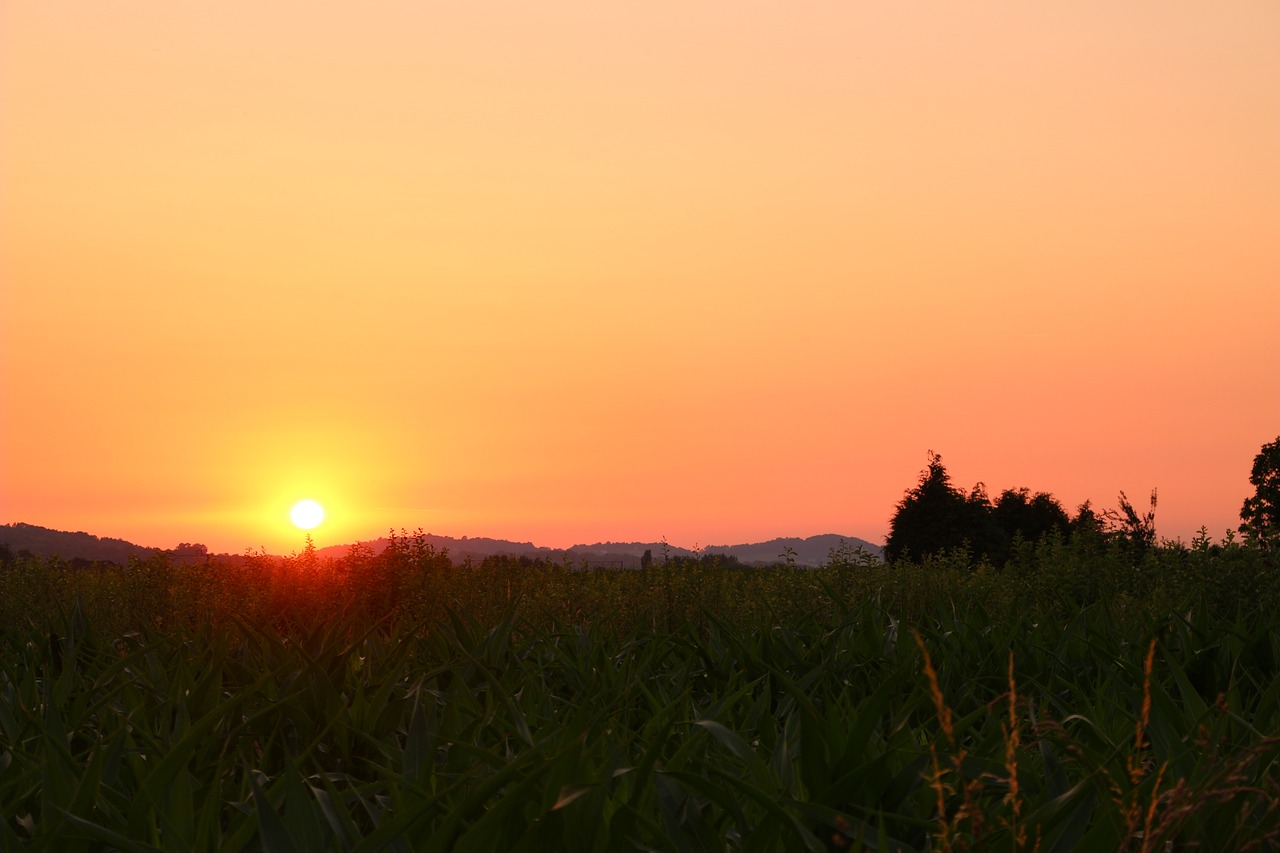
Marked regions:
[3,2,1277,554]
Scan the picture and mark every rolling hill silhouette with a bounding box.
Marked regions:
[1,522,882,568]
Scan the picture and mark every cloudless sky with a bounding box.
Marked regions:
[3,1,1278,554]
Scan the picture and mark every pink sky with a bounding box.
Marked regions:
[3,2,1278,553]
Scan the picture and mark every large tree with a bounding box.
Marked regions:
[1241,436,1280,550]
[885,452,973,562]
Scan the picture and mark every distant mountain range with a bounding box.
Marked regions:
[1,522,882,568]
[316,532,882,568]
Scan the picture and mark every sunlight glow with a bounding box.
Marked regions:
[290,500,326,530]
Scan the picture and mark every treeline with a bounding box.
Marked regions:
[884,451,1153,565]
[886,437,1280,568]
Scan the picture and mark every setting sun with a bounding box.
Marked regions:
[290,500,325,531]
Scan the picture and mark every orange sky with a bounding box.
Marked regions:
[3,2,1278,554]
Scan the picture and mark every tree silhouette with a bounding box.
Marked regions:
[990,488,1070,564]
[1241,436,1280,551]
[961,483,1004,562]
[885,452,973,562]
[887,453,1077,566]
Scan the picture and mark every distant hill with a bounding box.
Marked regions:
[701,534,882,567]
[1,522,883,569]
[318,532,882,568]
[0,522,161,564]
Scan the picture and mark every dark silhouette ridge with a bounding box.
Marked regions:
[318,532,882,568]
[0,522,161,564]
[1,522,882,568]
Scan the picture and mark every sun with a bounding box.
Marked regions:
[290,499,326,530]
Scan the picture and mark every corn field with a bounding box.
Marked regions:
[1,534,1278,850]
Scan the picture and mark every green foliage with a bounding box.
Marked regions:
[2,531,1280,850]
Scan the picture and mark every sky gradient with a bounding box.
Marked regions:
[4,2,1278,554]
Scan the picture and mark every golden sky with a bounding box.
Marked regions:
[3,2,1278,553]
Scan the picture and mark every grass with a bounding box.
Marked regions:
[1,534,1279,850]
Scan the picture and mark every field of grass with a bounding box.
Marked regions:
[2,533,1279,850]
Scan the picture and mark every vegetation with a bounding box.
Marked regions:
[886,452,1162,569]
[884,452,1082,567]
[2,524,1279,851]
